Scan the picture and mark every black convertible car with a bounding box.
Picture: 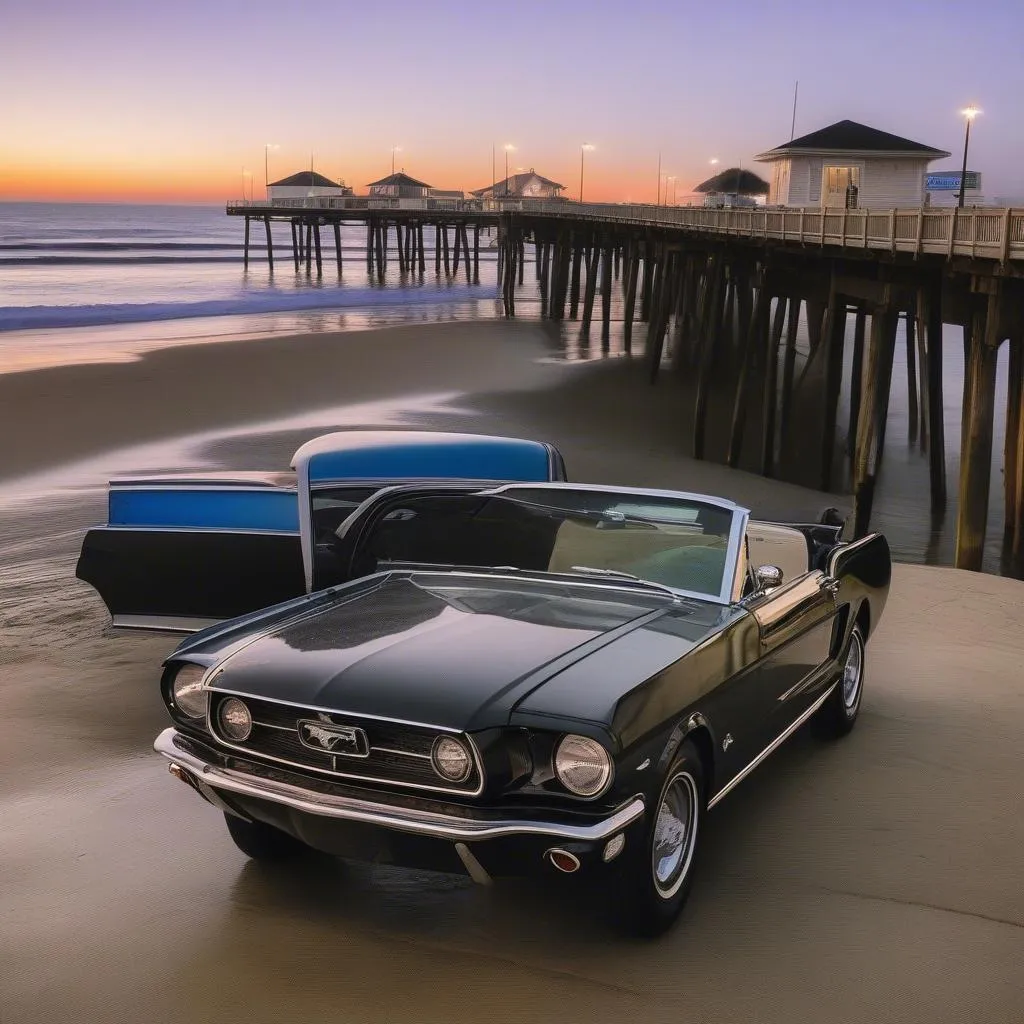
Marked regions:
[77,431,890,935]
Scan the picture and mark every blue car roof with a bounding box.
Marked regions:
[291,430,554,485]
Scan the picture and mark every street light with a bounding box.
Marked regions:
[503,144,515,196]
[580,143,594,203]
[391,146,402,175]
[667,175,677,205]
[242,168,253,202]
[264,143,279,198]
[957,106,980,208]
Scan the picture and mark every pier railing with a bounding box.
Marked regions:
[227,198,1024,263]
[228,196,476,213]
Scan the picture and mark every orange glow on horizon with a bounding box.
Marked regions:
[1,155,710,206]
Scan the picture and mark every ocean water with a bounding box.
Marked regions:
[0,202,1016,576]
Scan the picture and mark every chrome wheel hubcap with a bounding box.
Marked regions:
[651,771,699,899]
[843,631,864,710]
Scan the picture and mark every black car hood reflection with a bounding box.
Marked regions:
[207,572,695,731]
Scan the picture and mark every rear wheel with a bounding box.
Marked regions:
[813,624,865,739]
[608,740,704,937]
[223,812,309,862]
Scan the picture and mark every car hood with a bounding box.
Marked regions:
[204,572,675,731]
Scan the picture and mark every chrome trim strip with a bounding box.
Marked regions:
[113,614,223,634]
[372,746,432,760]
[707,682,838,810]
[776,659,839,704]
[208,685,464,733]
[296,455,314,594]
[155,728,646,842]
[205,692,487,798]
[110,484,298,494]
[486,481,748,515]
[96,525,299,537]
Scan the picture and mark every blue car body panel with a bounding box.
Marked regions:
[295,432,557,487]
[108,486,301,533]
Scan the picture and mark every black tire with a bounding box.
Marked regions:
[608,739,705,938]
[223,812,309,862]
[813,623,865,739]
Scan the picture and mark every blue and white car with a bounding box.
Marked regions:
[76,430,568,633]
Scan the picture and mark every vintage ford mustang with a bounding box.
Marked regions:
[77,432,890,935]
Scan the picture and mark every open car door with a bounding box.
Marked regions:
[76,431,567,634]
[75,472,305,633]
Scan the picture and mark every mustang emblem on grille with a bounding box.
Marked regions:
[297,720,369,757]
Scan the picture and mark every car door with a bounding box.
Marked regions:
[746,569,840,742]
[76,475,306,633]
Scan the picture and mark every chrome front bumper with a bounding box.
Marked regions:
[154,727,646,844]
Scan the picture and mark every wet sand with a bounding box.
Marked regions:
[1,321,1022,1023]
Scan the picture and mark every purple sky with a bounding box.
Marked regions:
[3,0,1023,202]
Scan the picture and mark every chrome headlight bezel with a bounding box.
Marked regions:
[553,733,614,798]
[169,663,209,719]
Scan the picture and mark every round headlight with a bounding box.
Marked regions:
[554,734,612,797]
[170,664,208,718]
[218,698,253,742]
[431,735,472,783]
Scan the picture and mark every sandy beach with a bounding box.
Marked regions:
[1,320,1022,1024]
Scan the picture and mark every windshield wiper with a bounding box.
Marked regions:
[568,566,681,599]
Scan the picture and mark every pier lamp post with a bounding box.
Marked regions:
[580,143,594,203]
[242,168,253,202]
[957,106,980,208]
[503,144,515,196]
[667,175,677,205]
[264,144,279,199]
[391,146,402,176]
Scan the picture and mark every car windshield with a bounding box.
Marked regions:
[350,487,745,602]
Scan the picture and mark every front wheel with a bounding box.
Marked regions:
[223,812,309,862]
[608,740,705,937]
[813,623,865,739]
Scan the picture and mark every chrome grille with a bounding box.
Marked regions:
[207,693,482,795]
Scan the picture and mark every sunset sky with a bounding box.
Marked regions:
[3,0,1023,204]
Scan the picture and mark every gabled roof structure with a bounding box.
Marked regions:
[471,170,565,196]
[755,120,950,160]
[366,172,433,189]
[269,171,342,188]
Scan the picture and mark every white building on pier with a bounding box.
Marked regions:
[756,120,950,209]
[267,172,353,201]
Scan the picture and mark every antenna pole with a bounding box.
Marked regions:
[790,81,799,140]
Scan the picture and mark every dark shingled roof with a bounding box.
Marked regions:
[760,120,947,156]
[694,168,769,195]
[269,171,341,188]
[366,172,433,188]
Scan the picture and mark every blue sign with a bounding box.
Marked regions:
[926,171,981,191]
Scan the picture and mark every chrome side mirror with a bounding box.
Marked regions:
[754,564,784,592]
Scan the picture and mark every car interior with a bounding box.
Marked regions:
[316,489,847,601]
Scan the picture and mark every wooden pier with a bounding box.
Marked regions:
[228,198,1024,575]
